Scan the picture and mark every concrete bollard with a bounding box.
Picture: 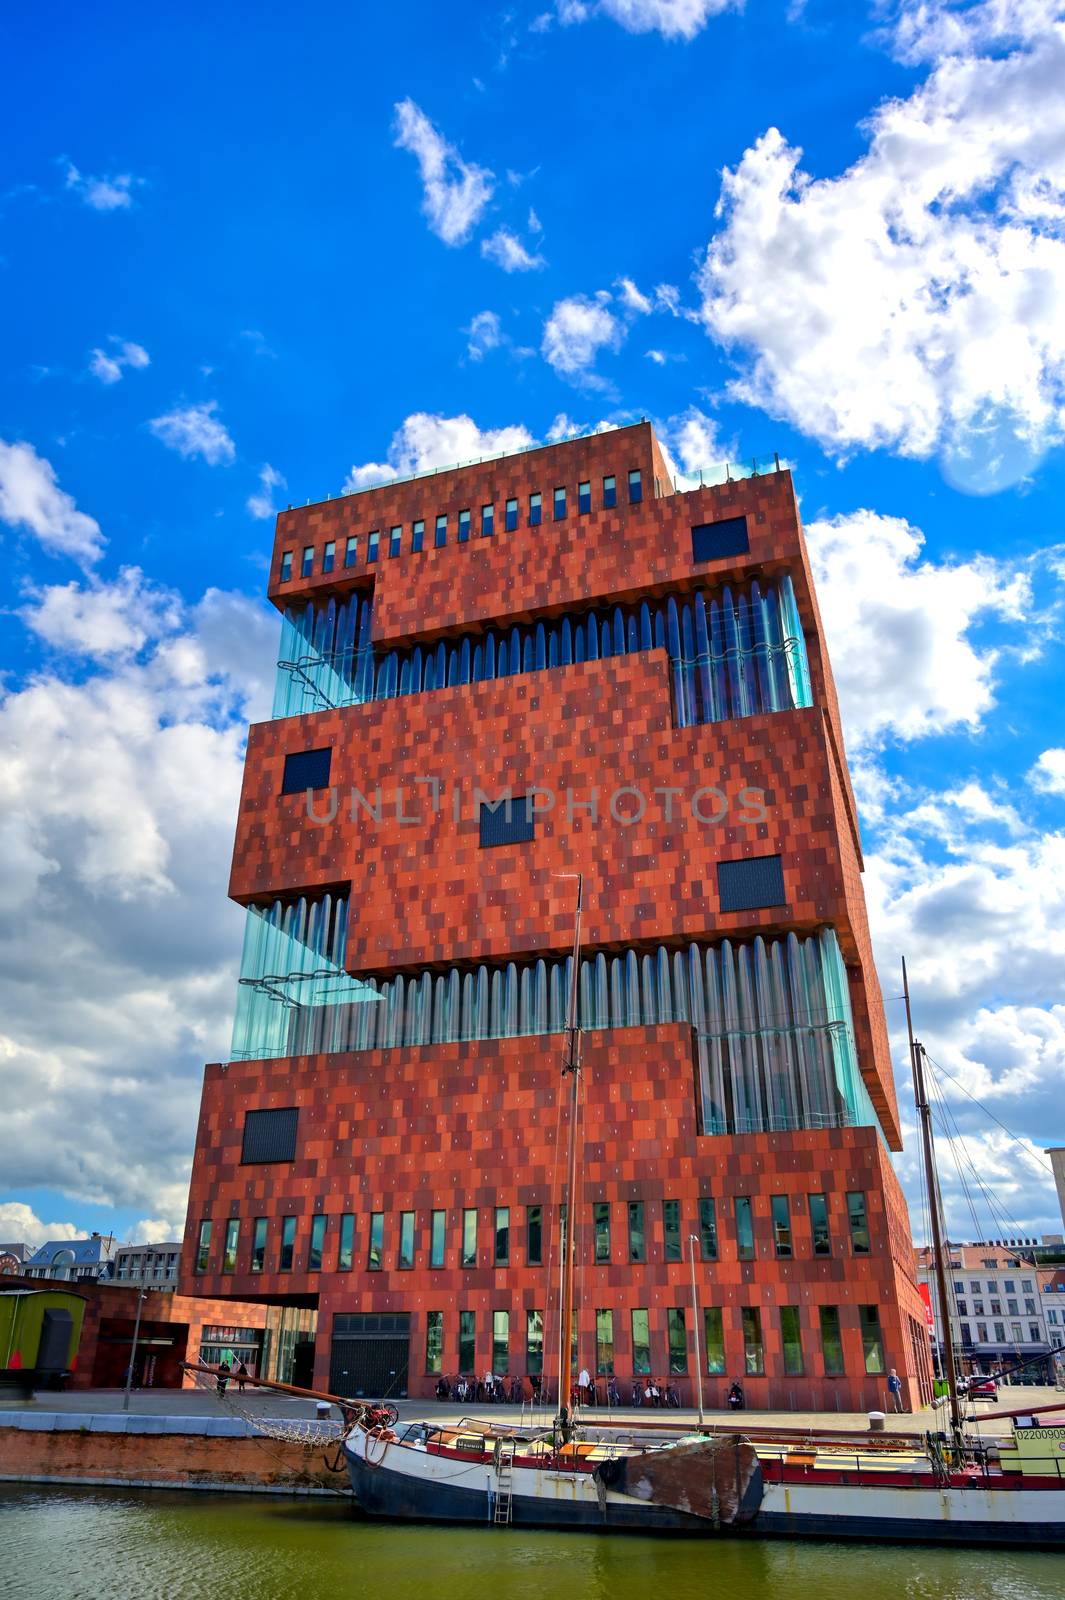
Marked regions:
[868,1410,886,1432]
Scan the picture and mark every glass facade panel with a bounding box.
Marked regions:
[458,509,471,543]
[389,526,402,557]
[308,1215,325,1272]
[492,1310,509,1375]
[459,1310,476,1373]
[280,551,293,581]
[668,1307,688,1374]
[553,486,566,519]
[628,1201,645,1263]
[596,1309,614,1374]
[426,1311,443,1373]
[603,474,616,508]
[771,1194,792,1257]
[223,1219,239,1273]
[462,1208,477,1267]
[398,1211,414,1269]
[526,1204,543,1265]
[631,1309,651,1375]
[430,1209,445,1268]
[368,1212,383,1271]
[505,498,518,532]
[860,1304,885,1373]
[704,1307,725,1374]
[411,520,424,553]
[820,1305,844,1374]
[578,480,591,514]
[526,1309,543,1375]
[344,536,357,567]
[529,492,542,527]
[323,540,335,574]
[366,530,379,562]
[280,1216,297,1271]
[301,546,314,577]
[251,1217,267,1273]
[781,1306,804,1374]
[494,1206,510,1265]
[736,1197,755,1260]
[809,1193,831,1255]
[848,1192,870,1254]
[481,503,494,536]
[699,1197,718,1259]
[742,1307,764,1374]
[663,1199,682,1262]
[435,514,447,548]
[338,1214,354,1271]
[628,468,642,503]
[594,1201,611,1263]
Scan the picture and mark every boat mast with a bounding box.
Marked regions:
[902,957,964,1448]
[556,874,583,1425]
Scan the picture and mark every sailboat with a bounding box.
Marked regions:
[341,877,765,1531]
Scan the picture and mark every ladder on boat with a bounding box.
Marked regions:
[493,1439,516,1525]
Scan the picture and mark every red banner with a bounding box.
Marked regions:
[919,1282,935,1331]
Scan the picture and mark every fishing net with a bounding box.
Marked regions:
[183,1362,352,1445]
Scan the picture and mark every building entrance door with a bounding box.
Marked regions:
[329,1312,410,1399]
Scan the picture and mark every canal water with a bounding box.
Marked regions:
[2,1485,1062,1600]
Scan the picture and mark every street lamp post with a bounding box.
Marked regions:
[122,1291,148,1413]
[688,1234,705,1427]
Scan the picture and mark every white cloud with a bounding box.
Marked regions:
[1030,746,1065,794]
[481,227,545,272]
[0,578,277,1220]
[466,310,503,361]
[546,413,619,442]
[646,349,667,365]
[888,0,1065,63]
[616,276,653,314]
[542,293,624,383]
[344,412,536,492]
[527,206,543,233]
[556,0,739,39]
[657,404,727,476]
[805,509,1030,748]
[393,98,495,246]
[699,21,1065,477]
[246,463,286,520]
[64,163,140,211]
[129,1215,185,1245]
[0,1201,81,1250]
[149,401,235,466]
[88,339,149,385]
[0,438,104,565]
[20,567,183,661]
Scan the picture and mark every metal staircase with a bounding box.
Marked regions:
[493,1439,516,1525]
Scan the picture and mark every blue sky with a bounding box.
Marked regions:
[2,0,1064,1249]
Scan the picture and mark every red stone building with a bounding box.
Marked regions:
[181,421,933,1409]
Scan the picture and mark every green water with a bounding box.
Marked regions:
[1,1486,1061,1600]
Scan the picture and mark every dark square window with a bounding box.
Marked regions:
[717,854,786,913]
[367,530,379,562]
[479,794,535,848]
[579,481,591,514]
[279,550,293,582]
[411,520,424,553]
[505,498,518,532]
[691,515,750,562]
[241,1106,299,1165]
[389,526,402,557]
[458,509,471,543]
[322,540,335,574]
[628,469,642,504]
[344,537,358,567]
[281,747,332,794]
[481,503,494,536]
[603,475,617,509]
[301,546,314,578]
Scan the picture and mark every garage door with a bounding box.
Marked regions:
[329,1312,410,1399]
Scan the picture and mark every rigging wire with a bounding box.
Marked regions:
[922,1050,1054,1181]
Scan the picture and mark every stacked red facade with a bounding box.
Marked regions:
[181,421,932,1410]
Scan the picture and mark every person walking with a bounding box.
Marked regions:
[216,1357,232,1398]
[888,1368,904,1413]
[235,1359,248,1394]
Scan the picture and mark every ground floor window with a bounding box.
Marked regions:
[704,1308,725,1374]
[425,1311,443,1373]
[667,1308,687,1374]
[596,1309,614,1375]
[631,1308,651,1374]
[526,1309,543,1375]
[820,1305,845,1375]
[860,1304,885,1374]
[459,1311,475,1373]
[780,1306,804,1375]
[742,1306,764,1375]
[493,1310,509,1375]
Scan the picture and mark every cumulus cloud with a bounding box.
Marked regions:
[658,405,727,476]
[545,414,619,441]
[0,578,277,1219]
[555,0,739,39]
[393,98,495,246]
[64,163,140,211]
[466,310,504,361]
[246,463,286,520]
[616,276,654,314]
[149,401,235,465]
[0,1201,81,1250]
[481,226,545,272]
[887,0,1065,63]
[88,339,149,385]
[699,19,1065,479]
[804,509,1030,748]
[0,438,104,565]
[20,567,183,661]
[542,293,624,383]
[1030,746,1065,794]
[344,412,536,492]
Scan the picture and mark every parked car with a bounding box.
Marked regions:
[961,1376,999,1401]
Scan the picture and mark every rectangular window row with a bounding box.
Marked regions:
[417,1302,885,1379]
[195,1192,871,1277]
[277,471,643,582]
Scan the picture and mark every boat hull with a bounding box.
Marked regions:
[756,1478,1065,1548]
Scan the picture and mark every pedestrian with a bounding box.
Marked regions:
[578,1365,591,1405]
[888,1368,904,1413]
[216,1357,231,1398]
[727,1379,745,1411]
[235,1359,248,1395]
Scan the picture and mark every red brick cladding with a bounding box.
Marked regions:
[181,1027,927,1409]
